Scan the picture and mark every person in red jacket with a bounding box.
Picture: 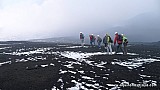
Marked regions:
[114,32,124,54]
[89,34,96,46]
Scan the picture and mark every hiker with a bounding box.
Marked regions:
[80,32,85,47]
[114,32,124,54]
[97,35,102,48]
[92,34,96,45]
[103,33,113,55]
[89,34,96,46]
[122,34,128,55]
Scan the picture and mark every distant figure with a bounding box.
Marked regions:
[89,34,96,46]
[114,32,123,54]
[103,33,113,55]
[122,34,128,55]
[80,32,84,47]
[97,35,102,48]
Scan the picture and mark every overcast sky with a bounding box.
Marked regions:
[0,0,159,41]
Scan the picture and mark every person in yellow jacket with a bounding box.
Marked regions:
[121,34,128,55]
[103,33,113,55]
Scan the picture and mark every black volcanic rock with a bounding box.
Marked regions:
[0,41,160,90]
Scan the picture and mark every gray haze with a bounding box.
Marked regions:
[0,0,160,42]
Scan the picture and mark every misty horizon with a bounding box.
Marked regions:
[0,0,160,42]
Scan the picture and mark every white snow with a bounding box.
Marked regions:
[7,47,53,55]
[59,51,108,67]
[95,61,107,68]
[57,78,63,82]
[0,44,10,45]
[60,51,107,61]
[109,86,120,90]
[77,71,85,74]
[107,84,118,87]
[115,52,139,55]
[65,46,89,48]
[0,47,11,50]
[59,69,68,74]
[57,45,68,47]
[15,56,46,63]
[112,58,160,69]
[52,86,59,90]
[0,61,11,66]
[82,76,93,80]
[15,59,28,62]
[68,71,77,74]
[139,74,151,78]
[41,64,48,68]
[50,63,55,66]
[67,80,88,90]
[58,51,139,69]
[63,64,74,68]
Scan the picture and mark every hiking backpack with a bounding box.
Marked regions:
[98,37,102,42]
[124,38,128,43]
[80,34,84,39]
[108,36,113,43]
[118,34,123,41]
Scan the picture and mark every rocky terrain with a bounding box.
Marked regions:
[0,41,160,90]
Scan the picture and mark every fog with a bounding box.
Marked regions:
[0,0,159,42]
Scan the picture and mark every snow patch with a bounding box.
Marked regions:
[0,61,11,66]
[67,80,88,90]
[139,74,151,78]
[7,48,53,55]
[0,47,11,50]
[112,58,160,69]
[82,76,93,80]
[60,51,107,61]
[41,64,48,68]
[65,46,89,48]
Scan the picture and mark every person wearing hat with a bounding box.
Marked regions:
[89,34,96,46]
[79,32,85,47]
[103,33,113,55]
[97,35,102,49]
[114,32,123,54]
[122,34,128,55]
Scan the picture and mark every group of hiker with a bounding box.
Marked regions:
[79,32,128,55]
